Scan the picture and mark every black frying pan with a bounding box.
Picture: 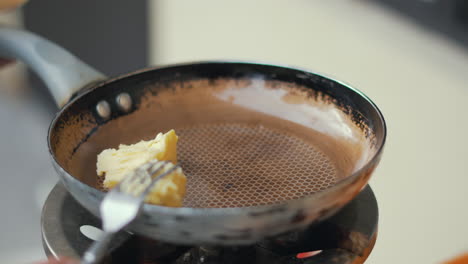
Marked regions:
[0,28,386,245]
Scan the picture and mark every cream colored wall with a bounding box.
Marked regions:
[149,1,468,263]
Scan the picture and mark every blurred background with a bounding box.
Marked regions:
[1,0,468,263]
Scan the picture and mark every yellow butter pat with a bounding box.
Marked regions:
[96,129,186,207]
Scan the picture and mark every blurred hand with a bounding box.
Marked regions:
[0,0,27,10]
[34,257,78,264]
[0,58,13,67]
[0,0,28,69]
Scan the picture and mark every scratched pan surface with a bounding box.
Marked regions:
[46,61,386,245]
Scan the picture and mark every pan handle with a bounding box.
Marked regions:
[0,27,106,108]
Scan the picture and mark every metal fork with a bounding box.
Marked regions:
[80,160,180,264]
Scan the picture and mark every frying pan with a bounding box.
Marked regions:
[0,28,386,246]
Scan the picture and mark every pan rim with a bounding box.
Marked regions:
[47,60,387,215]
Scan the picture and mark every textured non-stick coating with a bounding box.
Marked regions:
[178,123,337,208]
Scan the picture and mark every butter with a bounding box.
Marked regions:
[96,129,186,207]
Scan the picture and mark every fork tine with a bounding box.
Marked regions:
[118,170,143,190]
[140,162,181,200]
[117,160,170,197]
[147,160,169,174]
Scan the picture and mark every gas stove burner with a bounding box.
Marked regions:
[41,184,378,264]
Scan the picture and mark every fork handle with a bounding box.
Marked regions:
[81,231,116,264]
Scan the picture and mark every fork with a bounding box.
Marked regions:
[80,160,180,264]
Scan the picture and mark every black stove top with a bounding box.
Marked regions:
[41,184,378,264]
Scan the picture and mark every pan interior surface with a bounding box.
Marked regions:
[53,72,378,209]
[178,122,337,208]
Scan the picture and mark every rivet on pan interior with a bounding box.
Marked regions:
[96,100,111,119]
[116,93,132,112]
